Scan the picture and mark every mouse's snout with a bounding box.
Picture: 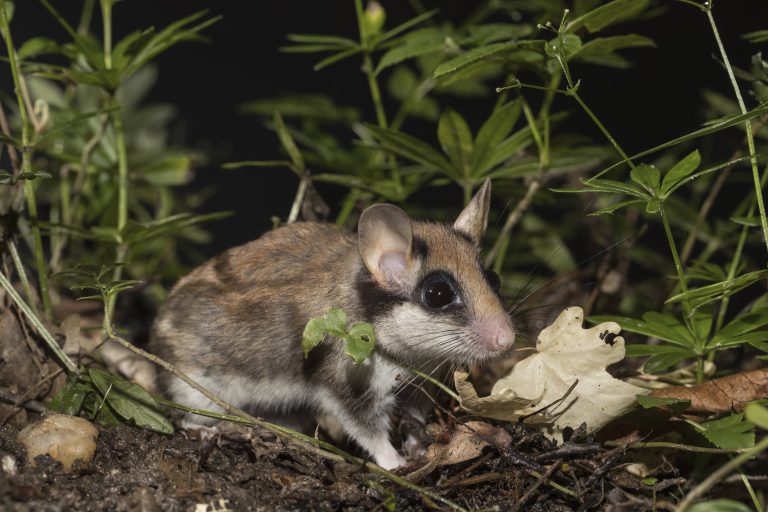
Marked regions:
[475,316,515,353]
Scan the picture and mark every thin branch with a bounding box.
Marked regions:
[485,179,541,267]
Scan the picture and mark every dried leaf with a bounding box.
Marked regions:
[649,367,768,413]
[456,307,648,441]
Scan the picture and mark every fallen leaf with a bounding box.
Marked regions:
[456,307,648,441]
[407,421,512,482]
[649,367,768,413]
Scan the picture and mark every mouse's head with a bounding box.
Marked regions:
[357,179,515,366]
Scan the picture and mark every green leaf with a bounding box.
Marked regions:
[372,9,439,46]
[663,156,751,198]
[88,368,173,433]
[572,34,655,68]
[375,28,445,75]
[437,108,473,175]
[566,0,650,34]
[285,33,358,48]
[0,170,52,185]
[433,41,539,78]
[592,313,694,348]
[711,307,768,347]
[222,160,293,170]
[273,111,304,174]
[699,413,755,450]
[302,308,348,358]
[345,322,376,364]
[545,34,582,60]
[18,37,61,59]
[49,380,90,416]
[660,150,701,198]
[644,350,693,373]
[588,199,644,215]
[593,102,768,179]
[636,394,691,412]
[471,100,521,174]
[742,30,768,44]
[688,500,754,512]
[745,403,768,429]
[666,270,768,309]
[365,124,454,175]
[579,177,650,199]
[630,164,660,195]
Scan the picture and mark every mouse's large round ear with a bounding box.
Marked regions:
[453,178,491,245]
[358,204,414,290]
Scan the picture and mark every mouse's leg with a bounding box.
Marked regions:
[316,392,405,469]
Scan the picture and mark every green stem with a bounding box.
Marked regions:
[705,3,768,257]
[0,268,78,373]
[571,91,635,171]
[353,0,402,195]
[100,0,112,69]
[1,0,53,319]
[8,240,35,309]
[109,104,129,313]
[335,190,359,226]
[674,436,768,512]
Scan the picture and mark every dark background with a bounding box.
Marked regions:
[6,0,768,257]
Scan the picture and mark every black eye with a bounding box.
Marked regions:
[424,280,456,308]
[485,270,501,292]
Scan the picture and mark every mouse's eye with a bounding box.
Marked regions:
[484,270,501,292]
[424,280,456,308]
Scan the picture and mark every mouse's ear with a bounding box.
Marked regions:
[358,204,415,290]
[453,178,491,245]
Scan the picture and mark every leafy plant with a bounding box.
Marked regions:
[302,308,377,364]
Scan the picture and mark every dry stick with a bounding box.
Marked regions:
[511,460,563,512]
[674,436,768,512]
[604,440,749,455]
[0,368,64,426]
[484,179,542,268]
[287,173,310,224]
[106,334,467,512]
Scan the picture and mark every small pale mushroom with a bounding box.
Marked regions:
[17,414,99,472]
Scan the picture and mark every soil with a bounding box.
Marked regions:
[1,302,766,511]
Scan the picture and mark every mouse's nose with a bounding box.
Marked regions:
[476,317,515,352]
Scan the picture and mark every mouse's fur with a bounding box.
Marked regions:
[150,180,515,469]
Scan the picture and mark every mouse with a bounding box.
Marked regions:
[149,178,515,469]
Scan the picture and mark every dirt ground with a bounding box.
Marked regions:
[0,304,765,511]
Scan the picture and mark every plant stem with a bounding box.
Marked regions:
[353,0,402,195]
[0,269,78,373]
[674,436,768,511]
[100,0,112,69]
[604,440,748,454]
[0,0,53,319]
[571,91,635,171]
[705,3,768,257]
[109,103,129,313]
[8,240,35,309]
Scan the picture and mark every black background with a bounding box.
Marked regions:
[6,0,768,257]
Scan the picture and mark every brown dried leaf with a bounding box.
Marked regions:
[649,367,768,413]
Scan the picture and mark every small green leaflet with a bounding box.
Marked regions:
[698,413,755,450]
[302,308,377,364]
[636,394,690,413]
[745,403,768,430]
[89,368,173,434]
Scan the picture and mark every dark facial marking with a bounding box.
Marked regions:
[411,236,429,260]
[484,269,501,292]
[355,266,407,321]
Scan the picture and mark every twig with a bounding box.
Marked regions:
[287,173,310,224]
[604,440,749,454]
[0,368,64,426]
[484,179,541,267]
[512,460,562,512]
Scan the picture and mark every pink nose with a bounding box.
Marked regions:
[477,318,515,352]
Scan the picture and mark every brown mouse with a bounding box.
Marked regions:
[150,179,514,469]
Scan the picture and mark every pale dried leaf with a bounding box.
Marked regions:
[456,307,648,442]
[425,421,512,466]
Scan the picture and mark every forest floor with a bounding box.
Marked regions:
[0,305,764,511]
